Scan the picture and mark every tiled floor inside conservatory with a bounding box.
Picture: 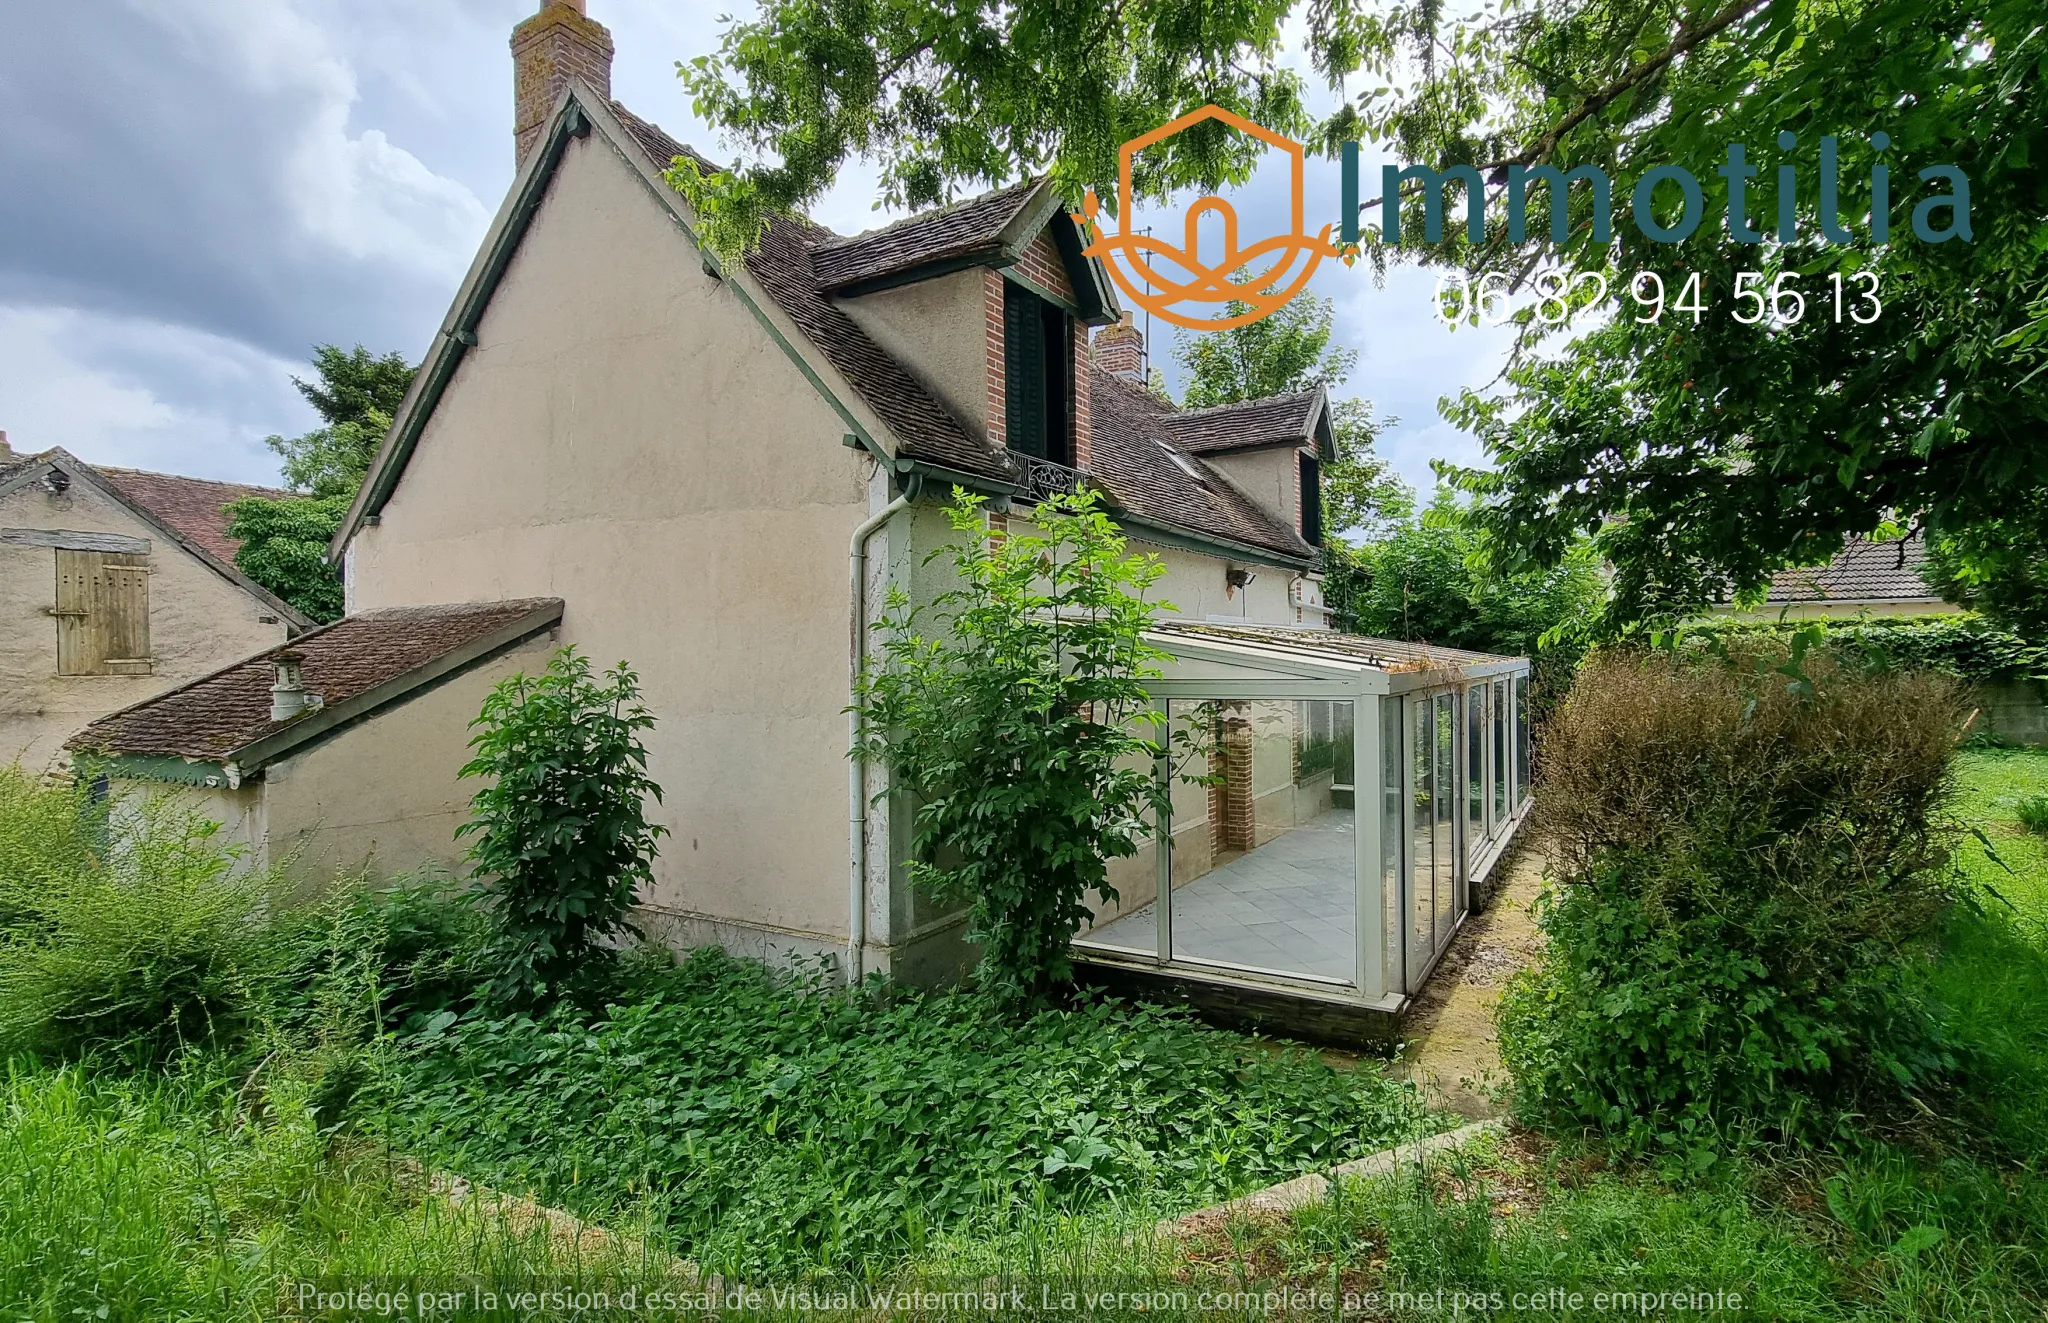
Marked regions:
[1082,808,1357,982]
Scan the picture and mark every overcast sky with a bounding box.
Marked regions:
[0,0,1513,497]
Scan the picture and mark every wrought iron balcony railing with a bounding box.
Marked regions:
[1011,453,1086,505]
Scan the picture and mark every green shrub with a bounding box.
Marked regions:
[0,765,103,935]
[856,488,1177,1010]
[2018,796,2048,837]
[1499,651,1970,1160]
[1679,614,2048,686]
[458,647,666,1002]
[1321,489,1607,727]
[0,794,278,1062]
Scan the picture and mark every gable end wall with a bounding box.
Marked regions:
[344,130,880,949]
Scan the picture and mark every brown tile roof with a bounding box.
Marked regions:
[1087,370,1316,562]
[96,466,295,565]
[610,105,1007,481]
[811,180,1043,290]
[603,102,1314,560]
[68,599,562,764]
[1167,391,1321,455]
[1765,534,1941,603]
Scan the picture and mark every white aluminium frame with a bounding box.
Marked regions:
[1087,631,1530,1009]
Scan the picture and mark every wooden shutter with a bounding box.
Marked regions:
[1299,453,1323,544]
[55,550,151,676]
[1004,283,1047,458]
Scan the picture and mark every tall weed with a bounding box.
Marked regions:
[0,789,278,1062]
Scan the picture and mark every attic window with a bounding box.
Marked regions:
[1158,440,1209,486]
[1299,453,1323,545]
[1003,282,1073,467]
[54,550,152,676]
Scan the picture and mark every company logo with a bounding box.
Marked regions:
[1073,105,1341,332]
[1075,106,1971,333]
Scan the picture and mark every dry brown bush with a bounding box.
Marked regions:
[1538,650,1969,963]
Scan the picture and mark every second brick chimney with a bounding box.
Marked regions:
[1093,312,1144,380]
[512,0,614,167]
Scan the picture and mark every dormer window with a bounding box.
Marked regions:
[1004,282,1074,467]
[1299,452,1323,545]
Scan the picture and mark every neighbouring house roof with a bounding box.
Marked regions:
[95,466,294,566]
[1763,534,1944,604]
[1088,372,1319,563]
[67,598,563,777]
[0,448,312,630]
[1167,391,1331,458]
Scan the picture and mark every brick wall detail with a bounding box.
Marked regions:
[512,3,615,166]
[983,268,1007,456]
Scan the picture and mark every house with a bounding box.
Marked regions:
[1,438,309,774]
[71,0,1529,1034]
[1713,533,1959,620]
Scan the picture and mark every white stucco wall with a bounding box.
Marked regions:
[254,632,560,887]
[837,269,989,445]
[1197,444,1304,540]
[0,477,291,775]
[344,130,878,960]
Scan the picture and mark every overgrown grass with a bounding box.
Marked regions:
[0,1058,672,1321]
[379,949,1429,1281]
[1206,747,2048,1321]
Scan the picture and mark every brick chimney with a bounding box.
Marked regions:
[1093,311,1144,380]
[511,0,614,166]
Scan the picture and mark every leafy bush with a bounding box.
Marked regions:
[2019,796,2048,837]
[0,789,279,1063]
[1499,651,1970,1160]
[1321,490,1606,726]
[856,488,1176,1009]
[458,647,666,1002]
[0,765,102,934]
[1678,614,2048,685]
[224,492,351,623]
[382,947,1425,1279]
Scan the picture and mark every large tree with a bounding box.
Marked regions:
[1356,0,2048,628]
[674,0,2047,631]
[1172,290,1411,539]
[226,345,415,622]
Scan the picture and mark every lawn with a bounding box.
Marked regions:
[1174,746,2048,1321]
[4,749,2046,1319]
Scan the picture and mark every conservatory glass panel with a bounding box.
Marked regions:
[1407,695,1437,984]
[1434,691,1459,933]
[1515,675,1532,805]
[1136,699,1358,985]
[1491,679,1509,824]
[1069,711,1174,960]
[1465,682,1486,856]
[1381,696,1405,994]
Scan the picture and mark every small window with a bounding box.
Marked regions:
[1299,453,1323,544]
[55,550,151,676]
[1003,282,1073,466]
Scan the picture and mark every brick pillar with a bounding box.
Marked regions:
[1071,319,1092,470]
[983,268,1008,454]
[512,0,614,167]
[1208,704,1255,856]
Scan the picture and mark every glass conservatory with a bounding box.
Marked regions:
[1073,621,1532,1016]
